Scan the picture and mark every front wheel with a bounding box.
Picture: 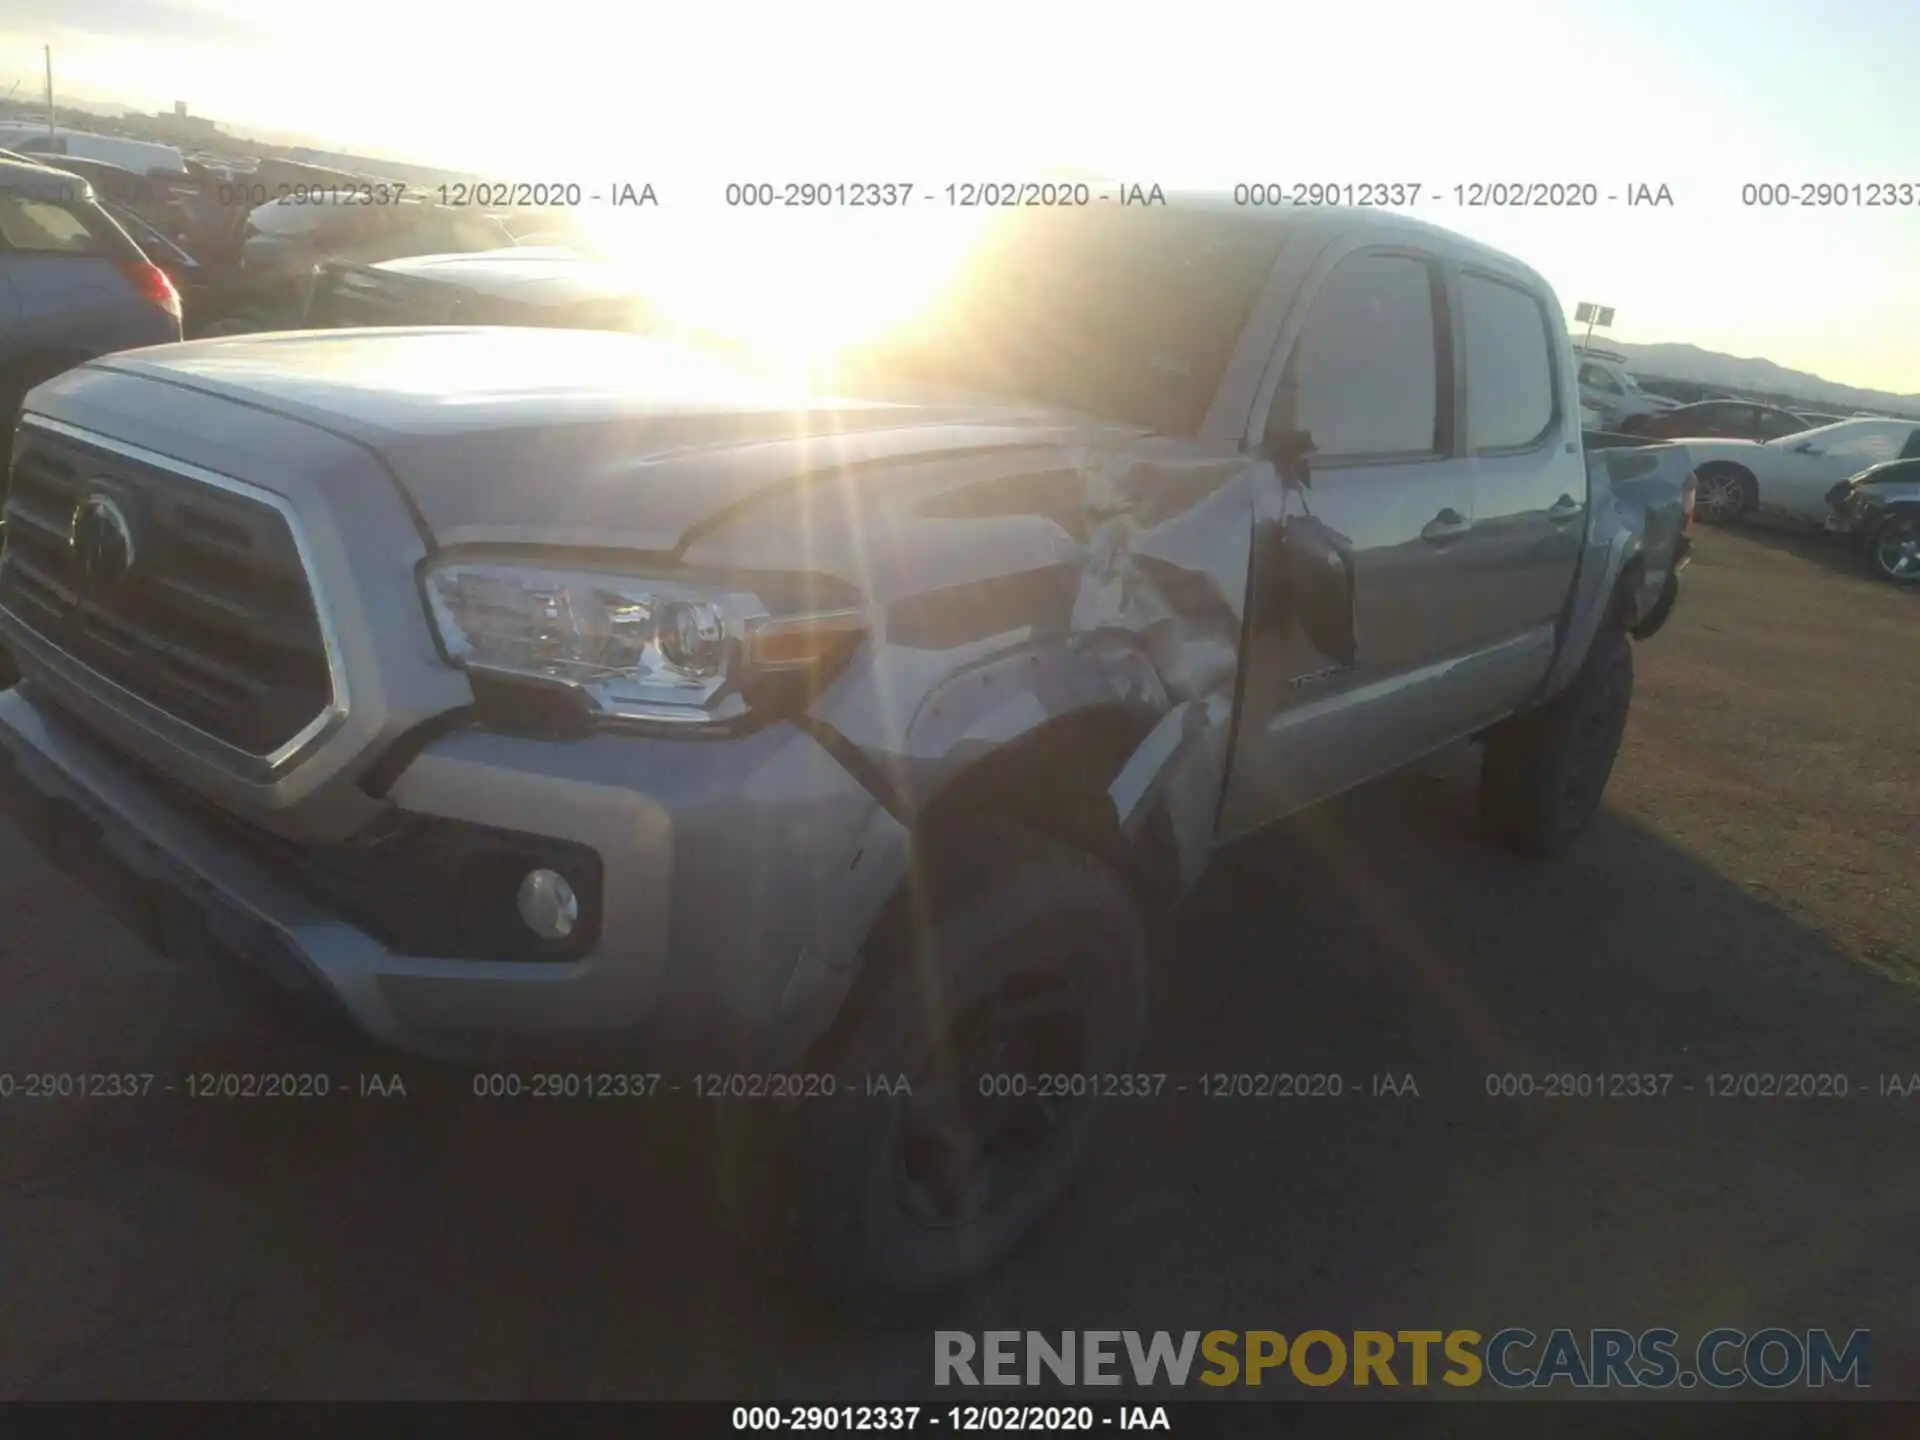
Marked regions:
[1692,465,1756,525]
[795,825,1149,1324]
[1867,513,1920,586]
[1480,628,1635,858]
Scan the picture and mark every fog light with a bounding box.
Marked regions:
[516,868,579,939]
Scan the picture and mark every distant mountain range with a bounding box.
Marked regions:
[1607,341,1920,414]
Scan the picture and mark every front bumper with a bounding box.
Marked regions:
[0,685,909,1066]
[1824,495,1884,537]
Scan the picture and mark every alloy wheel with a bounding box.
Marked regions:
[1693,471,1746,523]
[1874,518,1920,583]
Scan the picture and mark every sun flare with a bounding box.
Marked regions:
[570,206,993,372]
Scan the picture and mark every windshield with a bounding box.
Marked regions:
[822,208,1287,435]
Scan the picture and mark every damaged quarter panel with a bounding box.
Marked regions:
[676,432,1263,896]
[1544,440,1691,697]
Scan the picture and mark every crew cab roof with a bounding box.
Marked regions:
[1121,191,1559,287]
[78,199,1559,437]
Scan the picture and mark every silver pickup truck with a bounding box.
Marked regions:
[0,200,1692,1314]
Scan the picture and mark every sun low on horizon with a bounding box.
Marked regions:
[7,0,1920,393]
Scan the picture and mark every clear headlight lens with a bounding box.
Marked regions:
[424,559,865,727]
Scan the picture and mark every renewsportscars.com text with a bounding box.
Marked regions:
[934,1328,1871,1390]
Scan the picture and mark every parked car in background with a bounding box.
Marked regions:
[1684,417,1920,525]
[0,125,189,178]
[0,155,183,686]
[1,155,182,453]
[241,194,515,282]
[0,151,167,211]
[0,201,1690,1313]
[1574,347,1677,427]
[199,195,520,334]
[304,246,658,332]
[1634,377,1721,406]
[1825,459,1920,586]
[98,198,216,334]
[1618,400,1811,443]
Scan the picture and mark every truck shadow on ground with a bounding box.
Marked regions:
[9,749,1920,1399]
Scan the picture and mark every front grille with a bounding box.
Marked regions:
[0,424,334,758]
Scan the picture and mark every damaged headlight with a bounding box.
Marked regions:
[423,558,867,728]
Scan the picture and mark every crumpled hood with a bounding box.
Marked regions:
[88,327,1090,553]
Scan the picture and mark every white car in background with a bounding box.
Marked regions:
[1678,417,1920,524]
[1574,349,1677,428]
[0,124,189,177]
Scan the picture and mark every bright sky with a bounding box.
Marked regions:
[5,0,1919,391]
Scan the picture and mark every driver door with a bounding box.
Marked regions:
[1218,245,1483,839]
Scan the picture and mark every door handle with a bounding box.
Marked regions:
[1547,495,1584,524]
[1421,508,1472,544]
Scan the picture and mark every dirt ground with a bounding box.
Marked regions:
[0,521,1914,1401]
[1610,524,1918,983]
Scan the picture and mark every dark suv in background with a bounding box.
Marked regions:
[1,154,182,450]
[2,153,184,684]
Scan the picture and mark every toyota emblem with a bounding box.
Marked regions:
[69,492,137,594]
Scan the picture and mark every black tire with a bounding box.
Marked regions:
[795,824,1149,1324]
[1692,464,1756,525]
[1480,627,1634,858]
[1865,512,1920,587]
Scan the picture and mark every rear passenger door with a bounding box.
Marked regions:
[1220,246,1485,837]
[1452,266,1583,715]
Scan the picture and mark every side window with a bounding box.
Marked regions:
[1824,428,1900,465]
[1268,252,1443,460]
[1579,361,1623,395]
[1459,272,1556,451]
[0,194,110,253]
[1757,409,1806,440]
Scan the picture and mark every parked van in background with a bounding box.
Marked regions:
[0,126,190,179]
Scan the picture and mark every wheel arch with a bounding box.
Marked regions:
[798,700,1188,1074]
